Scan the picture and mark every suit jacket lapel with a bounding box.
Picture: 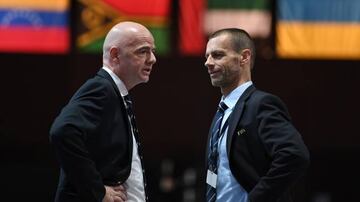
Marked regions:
[226,85,256,155]
[97,69,132,133]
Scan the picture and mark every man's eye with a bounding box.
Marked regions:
[212,53,223,59]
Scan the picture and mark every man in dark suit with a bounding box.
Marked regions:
[50,21,156,202]
[204,28,310,202]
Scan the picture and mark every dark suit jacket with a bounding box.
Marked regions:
[50,69,134,202]
[207,85,310,202]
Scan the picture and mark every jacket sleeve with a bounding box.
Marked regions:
[49,81,110,202]
[248,94,310,202]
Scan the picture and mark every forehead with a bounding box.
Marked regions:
[206,34,232,53]
[125,30,155,48]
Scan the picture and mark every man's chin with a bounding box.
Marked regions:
[211,79,221,87]
[141,77,150,83]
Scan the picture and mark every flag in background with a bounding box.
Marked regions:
[179,0,205,55]
[76,0,171,55]
[205,0,271,38]
[179,0,272,55]
[0,0,70,54]
[277,0,360,59]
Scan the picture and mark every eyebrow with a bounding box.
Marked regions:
[205,49,225,58]
[137,44,155,50]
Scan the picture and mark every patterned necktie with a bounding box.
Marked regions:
[123,95,149,201]
[206,102,228,202]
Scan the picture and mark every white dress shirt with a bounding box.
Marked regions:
[102,66,146,202]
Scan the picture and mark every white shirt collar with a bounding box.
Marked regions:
[102,66,128,96]
[221,81,253,110]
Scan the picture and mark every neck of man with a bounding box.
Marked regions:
[221,77,251,97]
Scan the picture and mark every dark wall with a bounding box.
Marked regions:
[0,53,359,201]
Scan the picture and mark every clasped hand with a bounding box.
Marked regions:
[102,185,127,202]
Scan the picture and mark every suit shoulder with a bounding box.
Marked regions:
[71,75,116,101]
[250,89,291,118]
[49,72,118,138]
[250,90,281,103]
[248,90,289,111]
[80,74,113,91]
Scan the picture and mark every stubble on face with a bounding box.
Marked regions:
[206,34,241,91]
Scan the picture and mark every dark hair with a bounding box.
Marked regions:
[209,28,256,69]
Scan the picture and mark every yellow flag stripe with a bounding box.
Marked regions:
[0,0,69,11]
[277,22,360,59]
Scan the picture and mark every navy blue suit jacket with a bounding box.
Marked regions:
[207,85,310,202]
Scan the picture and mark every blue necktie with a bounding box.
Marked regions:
[206,102,228,202]
[123,95,149,201]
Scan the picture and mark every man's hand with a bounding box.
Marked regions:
[102,185,127,202]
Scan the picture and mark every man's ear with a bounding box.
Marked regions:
[240,49,251,66]
[110,47,119,63]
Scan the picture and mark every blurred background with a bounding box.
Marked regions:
[0,0,359,201]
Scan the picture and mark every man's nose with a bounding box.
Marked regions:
[148,52,156,65]
[205,56,213,69]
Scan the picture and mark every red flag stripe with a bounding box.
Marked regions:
[0,27,69,53]
[103,0,170,16]
[179,0,205,55]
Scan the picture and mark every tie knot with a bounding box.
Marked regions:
[218,102,228,113]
